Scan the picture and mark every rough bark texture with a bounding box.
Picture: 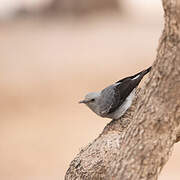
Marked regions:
[65,0,180,179]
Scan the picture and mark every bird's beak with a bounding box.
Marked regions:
[79,100,89,104]
[79,100,86,104]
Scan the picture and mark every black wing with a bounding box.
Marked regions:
[99,67,151,116]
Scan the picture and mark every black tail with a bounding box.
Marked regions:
[116,66,152,84]
[129,66,152,80]
[142,66,151,76]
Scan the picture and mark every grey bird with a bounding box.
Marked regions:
[79,67,151,120]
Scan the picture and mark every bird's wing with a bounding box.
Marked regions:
[99,79,134,116]
[99,67,152,116]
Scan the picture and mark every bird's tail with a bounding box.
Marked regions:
[142,66,152,76]
[116,66,152,84]
[130,66,152,79]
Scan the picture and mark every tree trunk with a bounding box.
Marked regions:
[65,0,180,179]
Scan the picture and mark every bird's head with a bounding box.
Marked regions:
[79,92,100,115]
[79,92,99,104]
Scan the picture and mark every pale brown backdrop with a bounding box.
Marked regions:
[0,0,180,180]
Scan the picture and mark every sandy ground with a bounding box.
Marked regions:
[0,14,180,179]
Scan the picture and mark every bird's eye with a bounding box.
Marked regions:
[91,99,95,102]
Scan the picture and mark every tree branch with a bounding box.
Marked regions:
[65,0,180,179]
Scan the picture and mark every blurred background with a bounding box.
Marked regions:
[0,0,179,179]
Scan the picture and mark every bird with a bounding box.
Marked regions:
[79,67,151,120]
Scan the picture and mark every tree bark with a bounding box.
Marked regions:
[65,0,180,179]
